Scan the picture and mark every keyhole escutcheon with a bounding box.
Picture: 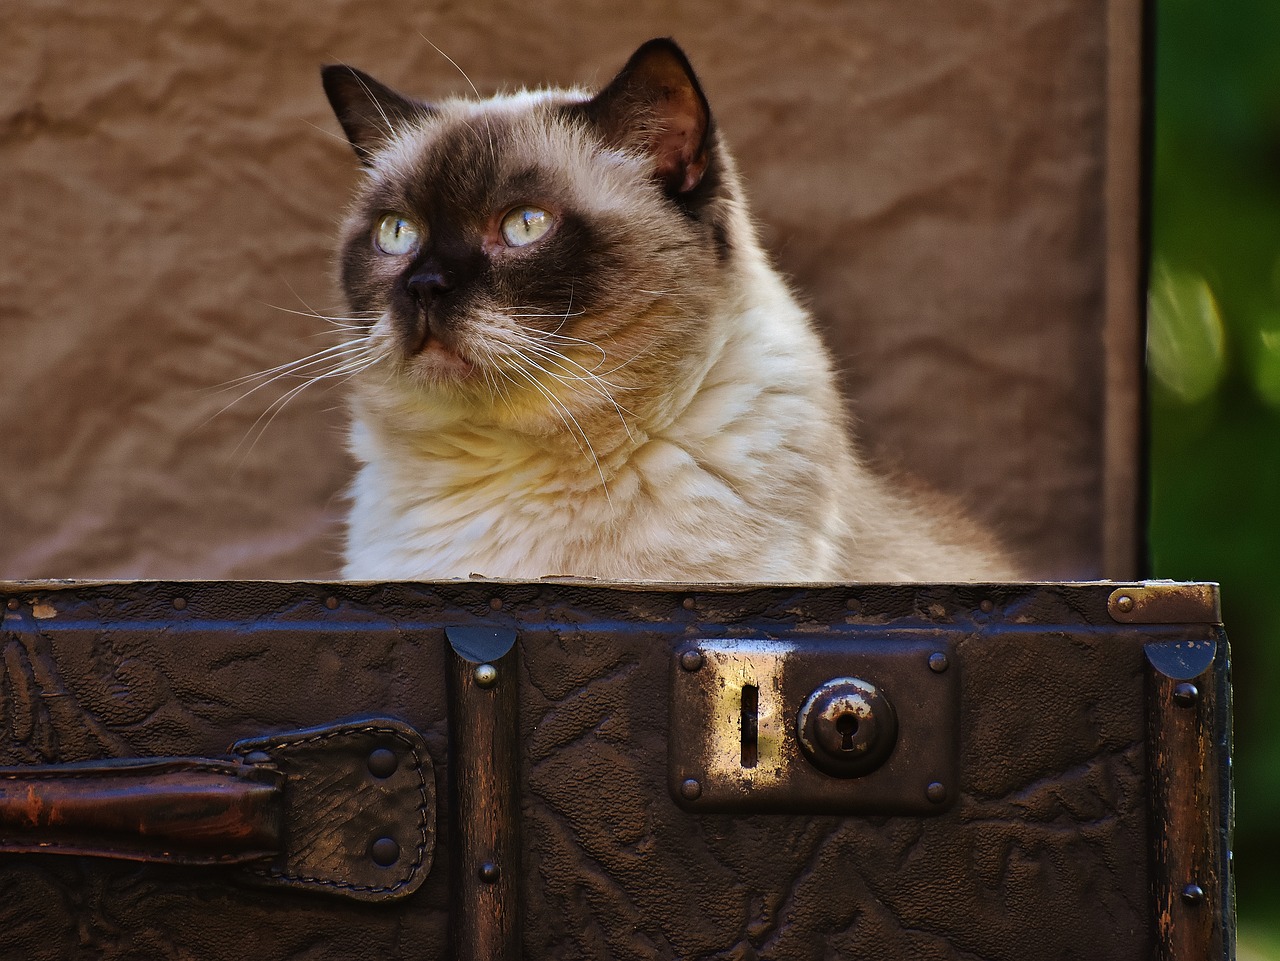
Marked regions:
[796,677,898,778]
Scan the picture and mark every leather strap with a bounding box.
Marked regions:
[0,756,282,864]
[0,718,435,902]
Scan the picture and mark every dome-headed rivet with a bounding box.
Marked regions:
[680,650,704,672]
[368,747,398,778]
[370,837,400,866]
[1173,683,1199,707]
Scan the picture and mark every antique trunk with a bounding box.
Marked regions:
[0,579,1232,960]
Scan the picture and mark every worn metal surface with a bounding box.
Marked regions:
[1146,640,1233,961]
[1108,583,1222,624]
[0,580,1232,960]
[668,636,958,812]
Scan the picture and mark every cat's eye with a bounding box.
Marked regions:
[499,206,553,247]
[374,214,422,256]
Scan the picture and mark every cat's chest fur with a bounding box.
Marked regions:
[344,275,853,581]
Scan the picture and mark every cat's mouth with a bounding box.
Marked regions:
[406,331,475,381]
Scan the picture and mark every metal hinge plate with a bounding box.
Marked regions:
[669,636,960,814]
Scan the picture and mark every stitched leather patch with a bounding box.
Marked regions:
[233,718,435,902]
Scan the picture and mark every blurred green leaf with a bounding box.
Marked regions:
[1248,319,1280,408]
[1147,262,1227,405]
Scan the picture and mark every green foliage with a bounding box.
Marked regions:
[1151,0,1280,944]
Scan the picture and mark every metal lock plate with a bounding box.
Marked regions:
[669,637,960,814]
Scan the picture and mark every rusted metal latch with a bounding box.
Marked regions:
[1107,582,1222,624]
[669,637,960,814]
[0,718,435,902]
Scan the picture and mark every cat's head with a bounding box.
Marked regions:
[321,39,747,430]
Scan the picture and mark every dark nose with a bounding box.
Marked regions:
[407,265,452,303]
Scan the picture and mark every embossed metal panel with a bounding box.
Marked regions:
[668,636,960,813]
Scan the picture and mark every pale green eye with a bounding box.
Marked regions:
[374,214,421,256]
[499,206,553,247]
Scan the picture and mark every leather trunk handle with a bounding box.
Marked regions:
[0,719,437,902]
[0,756,283,865]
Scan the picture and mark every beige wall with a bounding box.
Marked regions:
[0,0,1122,580]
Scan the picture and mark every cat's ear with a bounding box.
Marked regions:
[582,39,712,196]
[321,65,430,163]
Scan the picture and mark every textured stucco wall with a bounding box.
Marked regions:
[0,0,1112,579]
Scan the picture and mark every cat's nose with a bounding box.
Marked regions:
[406,266,453,303]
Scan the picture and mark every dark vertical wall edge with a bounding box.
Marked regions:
[1104,0,1152,578]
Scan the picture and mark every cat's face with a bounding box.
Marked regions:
[323,40,736,427]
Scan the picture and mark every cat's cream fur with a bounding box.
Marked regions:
[324,41,1013,582]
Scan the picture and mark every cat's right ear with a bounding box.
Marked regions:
[579,39,713,197]
[321,65,429,163]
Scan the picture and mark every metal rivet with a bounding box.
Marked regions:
[680,650,704,672]
[370,837,400,867]
[172,597,187,610]
[5,599,17,611]
[680,778,702,800]
[244,751,272,765]
[1173,682,1199,707]
[324,596,339,610]
[979,599,994,614]
[1115,594,1135,614]
[682,597,696,611]
[474,663,498,688]
[1181,883,1205,905]
[846,598,862,613]
[368,747,398,778]
[478,861,500,883]
[925,781,947,804]
[928,652,949,674]
[489,597,503,611]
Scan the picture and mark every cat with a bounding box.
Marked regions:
[320,38,1014,582]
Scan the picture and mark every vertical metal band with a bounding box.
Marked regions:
[446,627,521,961]
[1145,639,1231,961]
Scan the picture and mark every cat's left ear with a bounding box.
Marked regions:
[321,64,430,163]
[581,39,712,196]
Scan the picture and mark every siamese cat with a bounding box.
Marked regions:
[321,38,1013,581]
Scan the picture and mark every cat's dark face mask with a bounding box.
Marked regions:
[320,40,735,412]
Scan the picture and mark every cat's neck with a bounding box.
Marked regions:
[350,252,806,472]
[343,253,863,580]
